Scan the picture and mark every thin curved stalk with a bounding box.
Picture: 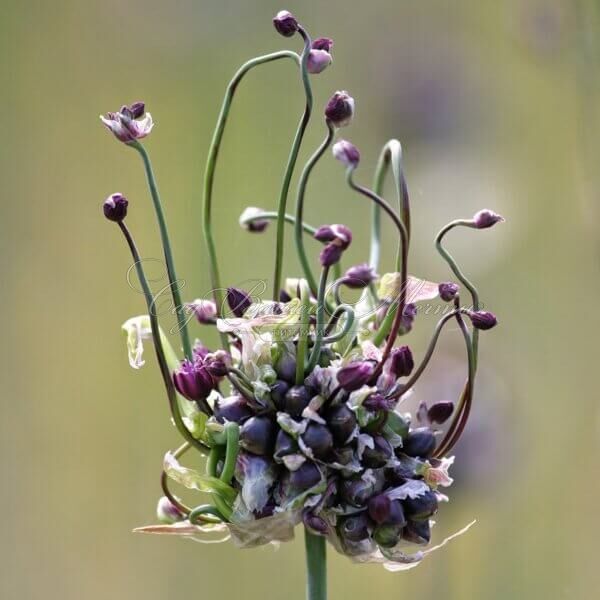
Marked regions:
[272,28,314,300]
[118,221,208,453]
[322,305,355,344]
[241,210,318,236]
[295,121,335,295]
[371,139,410,271]
[189,504,226,523]
[306,266,330,373]
[219,422,240,485]
[296,280,311,384]
[201,50,300,347]
[130,141,192,359]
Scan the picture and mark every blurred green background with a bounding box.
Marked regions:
[1,0,599,598]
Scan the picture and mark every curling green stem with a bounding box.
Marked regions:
[130,141,192,360]
[371,139,410,271]
[189,504,226,523]
[322,305,355,344]
[118,222,208,453]
[219,422,240,485]
[435,220,480,365]
[206,446,221,478]
[295,280,311,385]
[241,210,318,235]
[202,50,300,347]
[273,28,314,300]
[304,529,327,600]
[306,266,330,373]
[295,121,335,295]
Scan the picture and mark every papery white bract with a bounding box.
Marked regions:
[122,315,152,369]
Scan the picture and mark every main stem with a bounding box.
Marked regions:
[304,529,327,600]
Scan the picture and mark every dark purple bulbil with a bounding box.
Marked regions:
[301,423,334,459]
[389,346,414,378]
[338,513,371,542]
[227,287,252,317]
[288,461,322,493]
[403,519,431,544]
[403,490,438,520]
[303,509,329,536]
[339,476,378,507]
[368,494,391,524]
[325,404,357,443]
[373,523,403,548]
[274,430,297,460]
[214,395,253,424]
[284,385,312,416]
[240,416,277,455]
[428,401,454,424]
[362,435,393,468]
[402,429,437,458]
[270,379,290,410]
[336,361,373,391]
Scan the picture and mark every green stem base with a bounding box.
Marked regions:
[304,529,327,600]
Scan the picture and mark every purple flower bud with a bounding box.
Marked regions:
[342,263,377,289]
[307,49,332,74]
[468,310,498,330]
[313,224,353,248]
[100,106,153,143]
[438,282,459,302]
[103,193,128,222]
[325,404,357,444]
[319,243,343,267]
[301,423,333,459]
[427,401,454,424]
[337,361,374,391]
[363,393,396,412]
[368,494,391,524]
[325,91,355,127]
[193,342,210,362]
[398,303,417,335]
[473,209,505,229]
[129,101,145,119]
[156,496,184,524]
[188,299,217,324]
[362,435,393,468]
[239,416,277,456]
[403,519,431,545]
[172,359,214,402]
[338,513,371,542]
[226,287,252,317]
[402,428,436,458]
[373,523,403,548]
[214,395,253,424]
[404,490,439,520]
[303,510,329,536]
[272,10,298,37]
[332,139,360,168]
[284,385,312,417]
[389,345,414,378]
[203,350,231,377]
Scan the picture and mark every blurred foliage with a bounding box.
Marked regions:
[1,0,599,598]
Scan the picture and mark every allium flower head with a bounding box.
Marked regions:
[103,192,128,222]
[100,102,154,143]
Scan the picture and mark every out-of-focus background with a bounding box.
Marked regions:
[1,0,599,598]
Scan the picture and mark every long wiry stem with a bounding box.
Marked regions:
[117,221,208,453]
[371,139,410,271]
[130,141,192,359]
[201,50,300,347]
[272,27,314,300]
[295,120,335,295]
[306,265,330,373]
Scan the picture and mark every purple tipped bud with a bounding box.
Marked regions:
[342,263,377,289]
[172,359,214,403]
[227,287,252,317]
[368,494,391,524]
[239,416,276,456]
[473,209,505,229]
[188,299,217,324]
[312,37,333,52]
[129,101,145,119]
[240,207,270,233]
[214,395,253,424]
[303,510,329,536]
[336,361,374,391]
[156,496,184,524]
[363,393,396,412]
[307,49,332,74]
[325,404,357,444]
[325,91,355,127]
[468,310,498,330]
[402,428,436,458]
[314,223,353,248]
[332,139,360,168]
[389,345,414,378]
[301,423,333,459]
[103,193,128,222]
[427,401,454,424]
[319,243,343,267]
[438,282,459,302]
[273,10,298,37]
[204,350,231,377]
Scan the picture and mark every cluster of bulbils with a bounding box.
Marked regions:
[101,9,502,569]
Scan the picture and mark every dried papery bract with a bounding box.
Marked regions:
[99,9,504,600]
